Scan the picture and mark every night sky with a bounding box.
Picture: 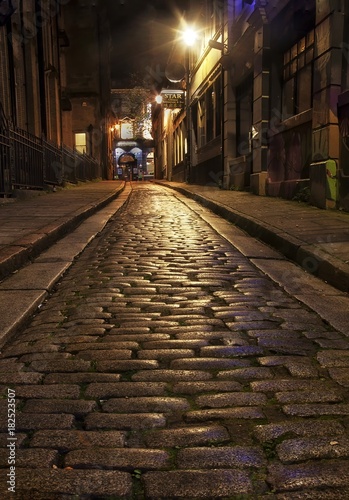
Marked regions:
[108,0,189,87]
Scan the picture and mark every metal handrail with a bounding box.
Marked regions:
[0,116,101,195]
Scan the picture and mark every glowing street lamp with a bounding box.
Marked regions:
[182,27,197,47]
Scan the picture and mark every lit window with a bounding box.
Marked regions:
[121,122,134,139]
[75,133,87,154]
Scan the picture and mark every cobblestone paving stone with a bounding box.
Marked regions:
[1,183,349,498]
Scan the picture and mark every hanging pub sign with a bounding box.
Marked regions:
[160,89,185,109]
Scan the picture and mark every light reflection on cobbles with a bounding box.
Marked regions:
[0,183,349,497]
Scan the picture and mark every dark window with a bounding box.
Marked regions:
[215,74,222,136]
[206,84,214,142]
[208,0,223,32]
[282,31,314,119]
[192,101,198,145]
[193,74,223,148]
[236,75,253,156]
[198,96,206,147]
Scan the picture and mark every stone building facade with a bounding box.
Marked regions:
[0,0,63,141]
[153,0,349,211]
[0,0,113,186]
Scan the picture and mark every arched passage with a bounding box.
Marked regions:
[118,152,138,180]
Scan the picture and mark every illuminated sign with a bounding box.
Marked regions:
[116,141,137,147]
[160,90,185,109]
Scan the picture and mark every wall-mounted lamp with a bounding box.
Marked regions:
[209,40,232,70]
[208,39,228,52]
[251,125,259,140]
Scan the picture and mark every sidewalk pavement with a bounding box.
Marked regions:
[156,181,349,294]
[0,181,125,281]
[0,180,128,345]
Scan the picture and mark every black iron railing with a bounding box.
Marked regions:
[76,153,102,181]
[11,125,44,190]
[0,127,10,196]
[0,106,101,196]
[62,145,77,184]
[0,106,10,196]
[43,138,64,185]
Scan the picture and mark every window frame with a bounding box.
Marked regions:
[74,132,87,154]
[282,30,314,119]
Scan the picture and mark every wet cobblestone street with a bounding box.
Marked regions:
[1,183,349,499]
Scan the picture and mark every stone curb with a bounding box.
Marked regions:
[156,182,349,293]
[0,182,129,347]
[0,182,126,282]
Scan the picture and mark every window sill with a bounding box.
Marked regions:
[281,108,312,130]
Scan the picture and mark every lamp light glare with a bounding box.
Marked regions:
[155,95,163,104]
[183,28,197,46]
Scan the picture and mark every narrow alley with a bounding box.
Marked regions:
[1,183,349,499]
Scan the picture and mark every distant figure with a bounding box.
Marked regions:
[138,172,143,181]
